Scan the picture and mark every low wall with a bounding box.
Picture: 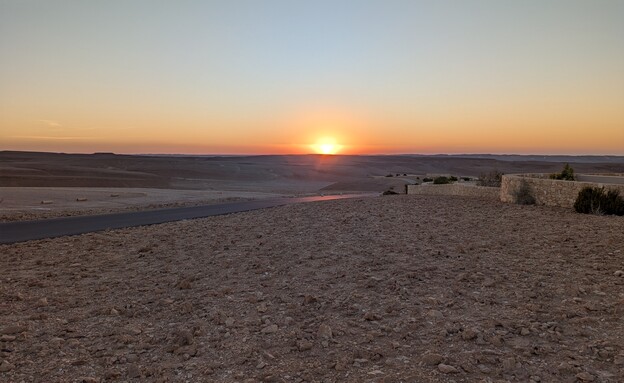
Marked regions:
[406,184,500,199]
[501,174,624,208]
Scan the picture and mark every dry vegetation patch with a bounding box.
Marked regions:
[1,195,623,382]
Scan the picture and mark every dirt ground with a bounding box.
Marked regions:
[1,195,623,382]
[0,187,288,222]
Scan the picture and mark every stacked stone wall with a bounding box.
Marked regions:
[406,184,499,199]
[500,174,624,208]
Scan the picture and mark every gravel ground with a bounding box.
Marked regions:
[1,195,623,382]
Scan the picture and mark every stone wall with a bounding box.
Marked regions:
[406,183,500,199]
[501,174,624,208]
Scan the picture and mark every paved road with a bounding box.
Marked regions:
[0,194,377,244]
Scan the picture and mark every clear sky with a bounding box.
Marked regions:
[1,0,623,155]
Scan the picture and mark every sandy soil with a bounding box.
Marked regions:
[0,187,288,222]
[1,195,623,382]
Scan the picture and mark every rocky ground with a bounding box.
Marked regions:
[1,195,623,382]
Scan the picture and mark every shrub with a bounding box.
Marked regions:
[422,177,433,182]
[385,174,394,177]
[514,180,536,205]
[449,176,458,182]
[477,170,502,187]
[433,176,450,184]
[382,189,399,195]
[550,163,575,181]
[461,177,471,182]
[574,187,624,215]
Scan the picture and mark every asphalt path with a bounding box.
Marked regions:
[0,193,377,245]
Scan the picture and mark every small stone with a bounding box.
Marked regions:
[261,324,278,334]
[529,376,541,382]
[557,362,575,374]
[427,310,444,320]
[78,377,98,383]
[614,270,624,277]
[520,327,531,336]
[303,295,317,305]
[257,303,268,313]
[422,353,444,366]
[36,297,48,307]
[363,312,380,321]
[110,308,119,315]
[1,325,27,335]
[318,324,333,339]
[176,278,192,290]
[0,360,14,372]
[502,357,517,372]
[437,363,459,373]
[462,328,478,340]
[125,326,142,335]
[297,340,313,351]
[256,361,266,369]
[575,372,595,382]
[0,335,16,342]
[127,364,141,378]
[225,317,235,327]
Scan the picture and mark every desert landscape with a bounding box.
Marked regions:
[1,152,624,382]
[2,151,624,221]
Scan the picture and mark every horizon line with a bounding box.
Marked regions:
[2,149,624,158]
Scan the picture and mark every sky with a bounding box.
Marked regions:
[1,0,623,155]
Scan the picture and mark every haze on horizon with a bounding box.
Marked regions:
[1,0,623,156]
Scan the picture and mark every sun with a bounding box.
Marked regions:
[312,137,342,155]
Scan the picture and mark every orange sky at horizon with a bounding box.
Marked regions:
[1,1,623,156]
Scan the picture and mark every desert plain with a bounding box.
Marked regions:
[1,151,624,382]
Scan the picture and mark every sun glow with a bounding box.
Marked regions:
[312,137,342,155]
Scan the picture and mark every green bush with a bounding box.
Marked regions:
[574,186,624,215]
[433,176,450,184]
[382,189,399,195]
[550,163,575,181]
[514,180,536,205]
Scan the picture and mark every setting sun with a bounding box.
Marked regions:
[312,138,342,155]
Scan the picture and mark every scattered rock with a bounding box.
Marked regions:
[261,324,278,334]
[0,335,16,342]
[318,324,333,339]
[438,363,459,373]
[427,310,444,320]
[614,270,624,277]
[176,278,192,290]
[462,328,478,340]
[257,302,268,313]
[575,372,595,381]
[1,325,27,335]
[127,364,141,378]
[0,360,14,372]
[78,377,98,383]
[297,340,313,351]
[36,297,48,307]
[520,327,531,336]
[422,353,444,366]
